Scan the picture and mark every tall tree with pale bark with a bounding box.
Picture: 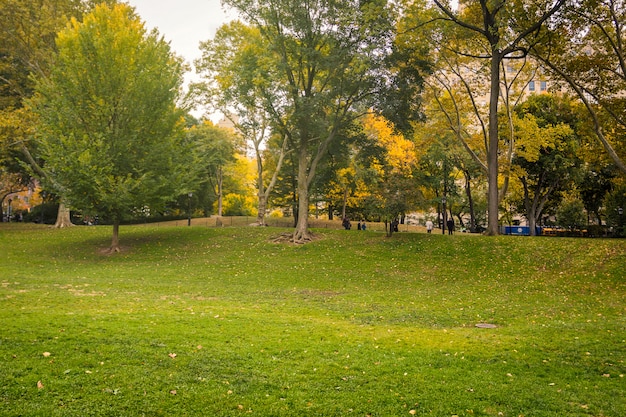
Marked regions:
[426,0,566,235]
[195,21,289,226]
[220,0,402,243]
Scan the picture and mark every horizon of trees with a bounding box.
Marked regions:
[1,0,625,243]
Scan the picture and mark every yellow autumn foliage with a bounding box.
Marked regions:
[362,114,417,175]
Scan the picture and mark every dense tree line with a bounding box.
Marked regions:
[1,0,625,248]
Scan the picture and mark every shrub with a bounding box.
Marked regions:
[556,199,587,231]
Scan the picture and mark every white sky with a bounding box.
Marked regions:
[125,0,233,65]
[125,0,236,119]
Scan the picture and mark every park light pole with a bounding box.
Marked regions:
[619,207,624,236]
[187,192,193,226]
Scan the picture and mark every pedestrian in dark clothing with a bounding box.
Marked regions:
[447,218,455,235]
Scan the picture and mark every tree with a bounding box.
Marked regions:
[221,0,399,243]
[510,95,580,236]
[0,0,90,227]
[361,114,421,236]
[195,21,289,226]
[530,0,626,174]
[187,121,238,217]
[578,164,616,226]
[428,0,566,235]
[29,4,191,252]
[605,185,626,237]
[556,199,587,232]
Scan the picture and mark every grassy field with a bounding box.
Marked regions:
[1,223,625,416]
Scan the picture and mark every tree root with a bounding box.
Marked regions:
[270,231,317,244]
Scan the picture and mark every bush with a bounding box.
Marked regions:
[222,193,256,217]
[23,203,59,224]
[605,186,626,237]
[556,199,587,231]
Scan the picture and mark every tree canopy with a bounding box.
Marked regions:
[29,3,192,251]
[216,0,411,243]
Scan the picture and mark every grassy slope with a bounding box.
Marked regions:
[0,224,624,416]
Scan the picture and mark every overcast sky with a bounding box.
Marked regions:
[124,0,236,118]
[125,0,234,65]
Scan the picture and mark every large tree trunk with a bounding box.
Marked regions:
[486,53,502,235]
[110,221,121,253]
[293,145,312,243]
[256,193,267,226]
[53,201,73,228]
[217,167,223,217]
[464,169,477,232]
[341,187,348,220]
[255,145,267,226]
[20,144,74,229]
[528,208,537,236]
[254,134,288,227]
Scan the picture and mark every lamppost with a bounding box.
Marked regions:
[618,207,624,237]
[187,192,193,226]
[7,198,12,222]
[441,196,447,235]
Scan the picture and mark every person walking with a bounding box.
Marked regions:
[425,220,433,234]
[446,218,455,235]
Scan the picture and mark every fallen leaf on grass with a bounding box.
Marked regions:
[42,352,51,357]
[37,381,44,389]
[170,390,177,395]
[168,353,177,359]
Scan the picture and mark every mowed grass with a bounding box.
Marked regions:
[1,223,625,417]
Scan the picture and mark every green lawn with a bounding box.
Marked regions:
[1,223,625,416]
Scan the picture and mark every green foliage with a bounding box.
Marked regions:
[216,0,401,240]
[1,224,625,416]
[578,164,617,225]
[530,0,626,172]
[222,193,256,216]
[605,185,626,237]
[29,4,191,226]
[0,0,87,194]
[556,199,587,231]
[510,95,582,232]
[23,202,58,224]
[186,122,239,214]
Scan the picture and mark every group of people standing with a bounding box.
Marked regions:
[343,216,455,234]
[425,218,455,234]
[342,217,367,230]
